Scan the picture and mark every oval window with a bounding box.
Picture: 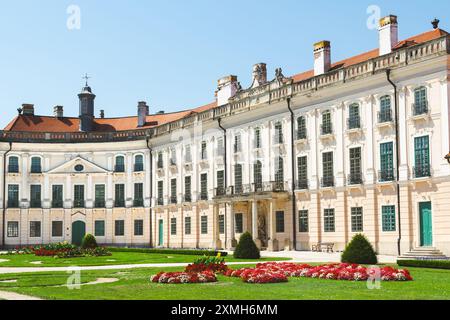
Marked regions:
[74,164,84,172]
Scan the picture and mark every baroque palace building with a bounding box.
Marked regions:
[1,15,450,255]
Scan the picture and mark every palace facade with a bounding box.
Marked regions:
[1,16,450,256]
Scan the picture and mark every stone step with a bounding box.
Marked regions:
[398,247,448,260]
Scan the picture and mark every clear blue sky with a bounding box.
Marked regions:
[0,0,448,128]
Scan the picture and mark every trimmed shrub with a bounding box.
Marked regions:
[397,259,450,270]
[233,232,260,259]
[81,234,98,249]
[341,234,377,265]
[107,247,228,257]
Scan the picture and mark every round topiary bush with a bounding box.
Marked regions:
[341,234,378,265]
[233,232,260,259]
[81,234,98,249]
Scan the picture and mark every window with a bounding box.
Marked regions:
[30,185,41,208]
[380,142,394,182]
[217,137,225,156]
[30,221,41,238]
[379,96,392,123]
[414,136,431,178]
[235,213,243,234]
[201,141,207,160]
[170,148,177,166]
[30,157,42,173]
[324,209,335,232]
[234,164,243,194]
[134,155,144,172]
[115,184,125,207]
[95,185,106,208]
[216,171,225,196]
[254,128,262,149]
[253,161,262,191]
[322,152,334,187]
[321,111,332,135]
[52,185,63,208]
[200,173,208,200]
[7,221,19,238]
[8,156,19,173]
[414,87,428,115]
[115,220,125,236]
[134,183,144,207]
[134,220,144,236]
[349,147,362,185]
[157,153,164,169]
[274,157,284,190]
[297,156,308,189]
[297,116,307,140]
[382,206,396,232]
[74,164,84,172]
[185,145,192,162]
[185,216,192,235]
[95,220,105,237]
[52,221,63,237]
[274,122,283,144]
[74,185,85,208]
[348,103,360,129]
[351,207,363,232]
[276,211,285,233]
[7,185,19,208]
[219,214,225,234]
[115,156,125,172]
[170,218,177,235]
[299,210,309,233]
[157,181,164,205]
[201,216,208,234]
[234,134,242,153]
[170,179,177,204]
[184,176,192,202]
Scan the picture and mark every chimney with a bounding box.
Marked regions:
[22,104,35,116]
[251,63,267,88]
[314,41,331,76]
[216,75,239,106]
[379,15,398,56]
[137,101,149,127]
[54,105,63,118]
[100,110,105,118]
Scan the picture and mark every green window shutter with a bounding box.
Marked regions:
[235,213,243,233]
[299,210,309,232]
[95,220,105,237]
[382,205,396,232]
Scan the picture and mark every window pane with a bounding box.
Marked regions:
[95,185,106,208]
[171,218,177,235]
[276,211,285,233]
[134,183,143,206]
[115,220,125,236]
[185,216,191,235]
[52,221,63,237]
[8,185,19,208]
[324,209,335,232]
[115,184,125,207]
[201,216,208,234]
[219,214,225,234]
[235,213,243,234]
[30,221,41,238]
[382,206,396,232]
[30,185,41,208]
[299,210,309,233]
[7,221,19,238]
[351,207,363,232]
[95,220,105,237]
[52,185,63,208]
[134,220,144,236]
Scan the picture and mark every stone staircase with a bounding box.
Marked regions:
[398,247,448,260]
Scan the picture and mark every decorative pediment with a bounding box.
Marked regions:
[47,156,110,175]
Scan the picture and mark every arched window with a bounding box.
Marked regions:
[253,161,262,191]
[274,157,284,191]
[348,103,360,129]
[30,157,42,174]
[379,96,392,123]
[134,155,144,172]
[115,156,125,172]
[414,87,428,115]
[297,116,306,140]
[8,156,19,173]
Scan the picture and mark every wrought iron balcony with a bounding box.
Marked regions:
[133,199,144,207]
[320,124,333,136]
[134,163,144,172]
[114,164,125,173]
[347,172,363,185]
[295,179,309,190]
[214,187,226,197]
[7,200,19,208]
[321,176,335,188]
[157,198,164,206]
[413,164,431,179]
[170,195,177,204]
[183,194,192,203]
[378,109,393,123]
[8,165,19,173]
[73,199,85,208]
[412,102,429,117]
[30,200,41,208]
[347,117,361,130]
[378,169,395,182]
[200,192,208,201]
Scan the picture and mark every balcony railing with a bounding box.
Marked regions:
[347,117,361,130]
[8,165,19,173]
[114,200,125,208]
[295,179,309,190]
[114,164,125,173]
[170,195,177,204]
[412,102,429,117]
[134,163,144,172]
[133,199,144,207]
[321,124,333,136]
[183,194,192,203]
[200,192,208,201]
[94,200,106,208]
[52,200,64,208]
[347,172,363,185]
[321,176,335,188]
[378,169,395,182]
[73,199,85,208]
[7,200,19,208]
[413,164,431,178]
[378,109,393,123]
[214,187,226,197]
[157,198,164,206]
[30,166,42,174]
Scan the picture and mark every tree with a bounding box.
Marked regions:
[234,232,260,259]
[81,234,98,249]
[341,234,378,265]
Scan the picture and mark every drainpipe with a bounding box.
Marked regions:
[2,142,12,249]
[218,118,228,247]
[146,137,153,248]
[287,98,297,250]
[386,69,402,256]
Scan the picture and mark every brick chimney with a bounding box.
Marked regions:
[137,101,149,127]
[22,104,35,116]
[216,75,239,106]
[379,15,398,56]
[314,41,331,76]
[54,105,63,118]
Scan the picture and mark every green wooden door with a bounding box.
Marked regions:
[72,221,86,246]
[419,202,433,247]
[158,220,164,246]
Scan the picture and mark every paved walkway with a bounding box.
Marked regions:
[0,290,42,300]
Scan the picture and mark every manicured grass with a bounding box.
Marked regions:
[1,265,450,300]
[0,252,289,268]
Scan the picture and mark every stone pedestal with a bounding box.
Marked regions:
[268,239,279,252]
[227,238,237,249]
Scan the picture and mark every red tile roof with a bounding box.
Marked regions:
[4,29,448,133]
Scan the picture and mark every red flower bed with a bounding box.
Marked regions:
[185,262,228,274]
[150,271,217,284]
[225,262,413,282]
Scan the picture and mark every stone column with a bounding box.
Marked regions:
[226,203,237,249]
[251,200,261,248]
[267,200,279,251]
[211,204,222,249]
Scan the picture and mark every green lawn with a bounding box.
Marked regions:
[0,252,289,268]
[1,265,450,300]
